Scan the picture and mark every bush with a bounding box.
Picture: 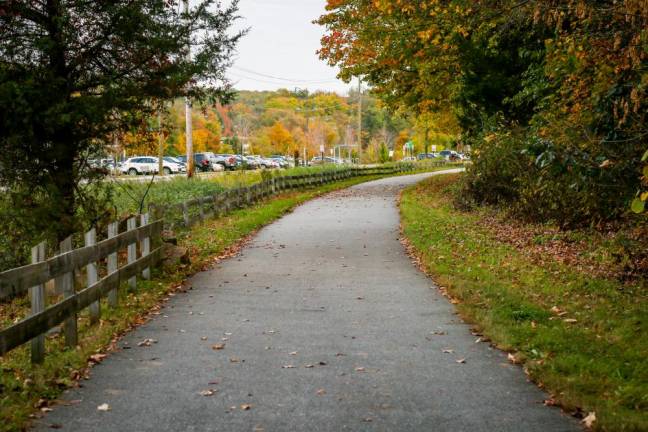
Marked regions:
[462,130,645,228]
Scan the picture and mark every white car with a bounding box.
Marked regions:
[159,157,187,175]
[120,157,157,175]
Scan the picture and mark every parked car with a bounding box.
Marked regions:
[260,157,280,169]
[439,150,461,161]
[244,156,261,169]
[214,154,238,170]
[196,152,216,171]
[309,156,343,165]
[269,156,289,168]
[181,153,222,172]
[417,152,438,160]
[120,157,157,175]
[159,157,186,175]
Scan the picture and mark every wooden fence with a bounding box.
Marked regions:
[149,164,423,229]
[0,161,451,363]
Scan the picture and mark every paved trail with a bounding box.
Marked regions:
[37,171,578,432]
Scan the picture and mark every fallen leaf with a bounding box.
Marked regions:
[563,318,578,323]
[442,348,454,354]
[199,389,216,397]
[456,358,466,364]
[319,361,328,366]
[582,412,596,428]
[137,338,157,347]
[316,388,326,396]
[88,354,107,364]
[282,364,295,369]
[40,407,53,413]
[362,417,373,422]
[289,351,298,356]
[212,343,225,350]
[200,336,208,341]
[229,357,240,363]
[507,353,521,364]
[240,404,252,411]
[304,364,314,368]
[356,296,364,300]
[355,367,365,372]
[97,403,111,411]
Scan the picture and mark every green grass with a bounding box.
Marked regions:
[0,170,408,432]
[399,174,648,431]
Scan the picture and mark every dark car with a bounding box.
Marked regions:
[175,153,213,172]
[417,153,438,160]
[439,150,460,161]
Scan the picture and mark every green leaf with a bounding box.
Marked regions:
[631,198,645,214]
[642,150,648,162]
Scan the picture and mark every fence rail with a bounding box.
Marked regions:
[0,161,453,363]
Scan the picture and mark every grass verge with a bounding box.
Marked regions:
[399,174,647,432]
[1,169,433,432]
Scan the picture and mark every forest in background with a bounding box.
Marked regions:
[122,89,457,163]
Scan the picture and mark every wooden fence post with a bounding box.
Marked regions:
[85,228,100,325]
[127,217,137,292]
[212,193,222,217]
[140,213,151,280]
[107,222,119,308]
[56,237,77,347]
[29,241,46,364]
[182,201,190,226]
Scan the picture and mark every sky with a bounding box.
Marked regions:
[226,0,352,95]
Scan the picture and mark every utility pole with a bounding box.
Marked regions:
[424,126,429,156]
[305,116,310,166]
[183,0,194,178]
[357,78,362,164]
[158,111,164,175]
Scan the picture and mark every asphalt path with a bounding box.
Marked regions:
[36,171,579,431]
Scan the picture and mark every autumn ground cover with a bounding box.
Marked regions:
[0,166,455,432]
[400,174,647,431]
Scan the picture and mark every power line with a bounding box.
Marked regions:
[229,71,340,86]
[231,66,340,84]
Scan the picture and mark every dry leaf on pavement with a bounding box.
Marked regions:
[97,403,111,411]
[137,338,157,347]
[212,343,225,350]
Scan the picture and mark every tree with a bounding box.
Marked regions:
[267,121,295,155]
[0,1,244,240]
[318,0,647,225]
